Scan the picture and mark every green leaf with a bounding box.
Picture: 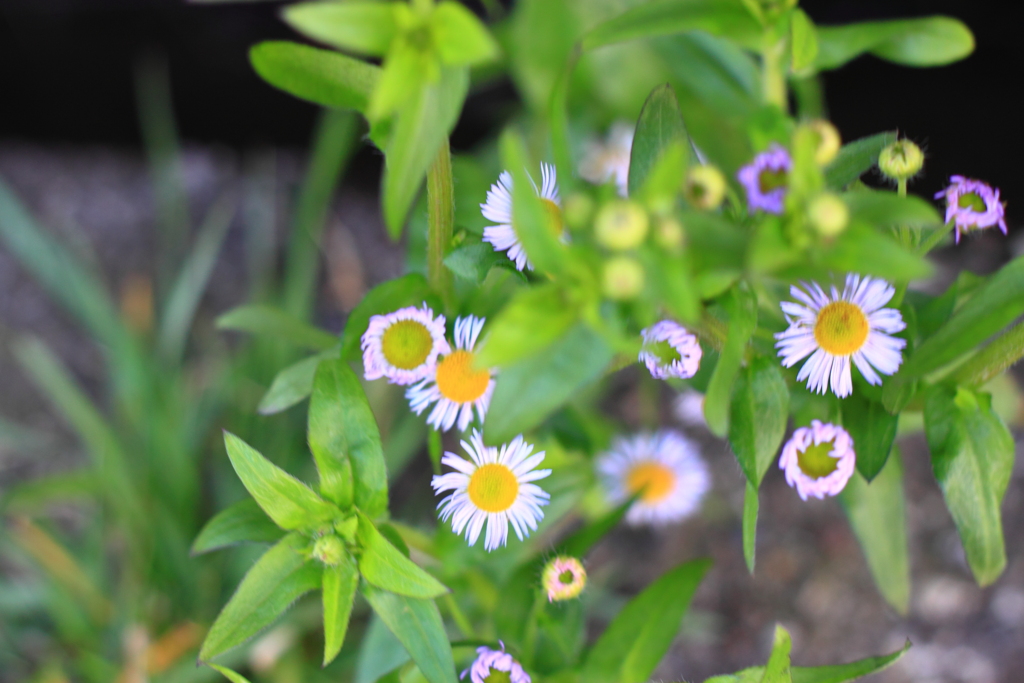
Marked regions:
[250,41,381,113]
[283,2,398,56]
[368,39,432,123]
[821,222,931,283]
[499,130,564,275]
[816,17,974,71]
[356,615,410,683]
[761,625,792,683]
[362,584,457,683]
[841,392,898,482]
[924,386,1013,585]
[340,273,431,361]
[704,286,757,437]
[475,284,578,368]
[628,84,688,198]
[484,323,613,445]
[258,351,336,416]
[322,550,360,666]
[581,0,762,52]
[840,449,910,614]
[581,558,710,683]
[729,356,789,487]
[646,248,700,324]
[308,359,388,517]
[431,2,500,66]
[823,132,896,190]
[743,482,758,574]
[898,256,1024,379]
[843,190,941,229]
[790,9,818,73]
[209,665,254,683]
[789,641,909,683]
[200,532,322,661]
[217,304,339,351]
[191,499,285,555]
[382,67,468,237]
[223,431,339,531]
[443,242,510,283]
[357,512,448,598]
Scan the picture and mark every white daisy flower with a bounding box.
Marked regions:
[580,121,633,197]
[481,163,562,271]
[673,389,706,427]
[774,274,907,399]
[779,420,856,501]
[639,320,703,380]
[360,304,449,385]
[407,315,495,432]
[461,643,531,683]
[432,430,551,552]
[597,430,710,527]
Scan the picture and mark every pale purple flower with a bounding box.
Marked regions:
[542,556,587,602]
[461,643,531,683]
[361,304,449,385]
[779,420,856,501]
[639,321,702,380]
[737,144,792,214]
[934,175,1008,243]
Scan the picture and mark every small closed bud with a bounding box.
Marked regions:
[683,165,726,210]
[878,140,924,181]
[563,192,595,231]
[602,256,645,300]
[806,120,841,166]
[312,534,346,566]
[594,200,649,250]
[654,217,685,252]
[542,556,587,602]
[808,193,849,237]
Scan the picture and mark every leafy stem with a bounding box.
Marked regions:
[427,137,455,308]
[952,320,1024,388]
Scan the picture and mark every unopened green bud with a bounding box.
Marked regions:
[594,200,649,251]
[878,140,924,181]
[654,217,685,252]
[808,193,849,237]
[805,120,841,166]
[684,165,726,210]
[564,193,595,231]
[602,256,645,300]
[312,534,346,566]
[334,516,358,543]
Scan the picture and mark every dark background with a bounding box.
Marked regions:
[0,0,1021,213]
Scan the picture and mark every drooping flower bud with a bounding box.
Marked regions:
[683,165,726,210]
[878,140,924,181]
[602,256,645,300]
[312,534,346,566]
[807,192,849,237]
[654,217,685,252]
[804,120,841,166]
[541,556,587,602]
[594,200,649,250]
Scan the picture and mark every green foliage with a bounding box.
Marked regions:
[356,512,448,598]
[627,84,689,197]
[362,584,457,683]
[250,41,380,113]
[322,551,360,666]
[191,499,285,555]
[815,17,974,70]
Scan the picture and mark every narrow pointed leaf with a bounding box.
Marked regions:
[841,392,898,481]
[209,665,254,683]
[475,284,579,369]
[283,2,397,56]
[431,2,500,66]
[192,499,285,555]
[223,431,339,531]
[790,641,909,682]
[200,532,322,661]
[704,286,757,437]
[323,550,360,666]
[250,41,380,113]
[357,512,447,598]
[729,356,789,487]
[823,131,896,190]
[217,304,339,351]
[743,482,758,574]
[816,17,973,71]
[362,584,457,683]
[500,130,564,275]
[258,351,336,416]
[308,360,388,516]
[762,625,793,683]
[628,84,688,197]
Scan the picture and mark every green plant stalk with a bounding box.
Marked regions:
[443,594,474,638]
[952,320,1024,388]
[761,37,788,110]
[917,221,955,255]
[891,179,910,307]
[427,137,455,307]
[520,588,546,666]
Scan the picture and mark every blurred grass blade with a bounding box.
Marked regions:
[841,448,910,614]
[159,193,236,362]
[283,110,360,320]
[191,499,285,555]
[217,304,338,351]
[258,351,336,415]
[362,584,457,683]
[790,641,910,682]
[209,665,254,683]
[2,470,97,514]
[200,532,322,661]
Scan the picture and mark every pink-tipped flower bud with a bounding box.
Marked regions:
[542,556,587,602]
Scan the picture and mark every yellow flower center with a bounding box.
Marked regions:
[381,319,434,370]
[435,349,490,404]
[626,461,676,503]
[483,671,512,683]
[797,440,839,479]
[541,198,564,237]
[758,169,788,193]
[468,463,519,513]
[813,301,869,356]
[958,192,986,212]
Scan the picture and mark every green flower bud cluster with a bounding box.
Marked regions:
[879,140,924,181]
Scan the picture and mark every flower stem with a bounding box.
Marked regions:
[953,321,1024,388]
[761,37,788,110]
[443,594,475,639]
[917,221,955,255]
[427,137,454,307]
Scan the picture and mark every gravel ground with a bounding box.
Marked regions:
[1,145,1022,683]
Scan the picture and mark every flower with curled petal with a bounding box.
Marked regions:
[935,175,1008,243]
[779,420,856,501]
